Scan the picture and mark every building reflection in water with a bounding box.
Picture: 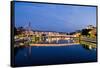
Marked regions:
[81,44,96,50]
[30,36,80,44]
[14,35,96,56]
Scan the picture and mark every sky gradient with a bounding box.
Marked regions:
[14,2,96,32]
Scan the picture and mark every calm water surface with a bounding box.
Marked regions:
[14,40,97,66]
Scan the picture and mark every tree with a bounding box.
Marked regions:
[69,32,76,35]
[14,26,25,35]
[81,29,91,36]
[14,27,17,35]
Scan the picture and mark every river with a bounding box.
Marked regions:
[13,40,97,67]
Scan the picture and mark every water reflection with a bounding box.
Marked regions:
[14,46,25,56]
[14,44,97,67]
[14,37,97,57]
[30,37,80,44]
[80,43,96,50]
[14,36,97,67]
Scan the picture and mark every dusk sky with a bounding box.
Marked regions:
[14,2,96,32]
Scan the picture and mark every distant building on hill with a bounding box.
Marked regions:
[86,25,95,29]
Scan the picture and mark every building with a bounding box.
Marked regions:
[89,27,96,38]
[86,25,95,29]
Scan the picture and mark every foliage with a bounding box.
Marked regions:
[14,26,25,35]
[81,29,91,36]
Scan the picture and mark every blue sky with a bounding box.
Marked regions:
[14,2,96,32]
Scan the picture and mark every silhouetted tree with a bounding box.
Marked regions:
[69,32,76,35]
[14,26,25,35]
[81,29,91,36]
[14,27,17,35]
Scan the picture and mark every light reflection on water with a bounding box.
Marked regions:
[30,37,80,44]
[14,39,97,67]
